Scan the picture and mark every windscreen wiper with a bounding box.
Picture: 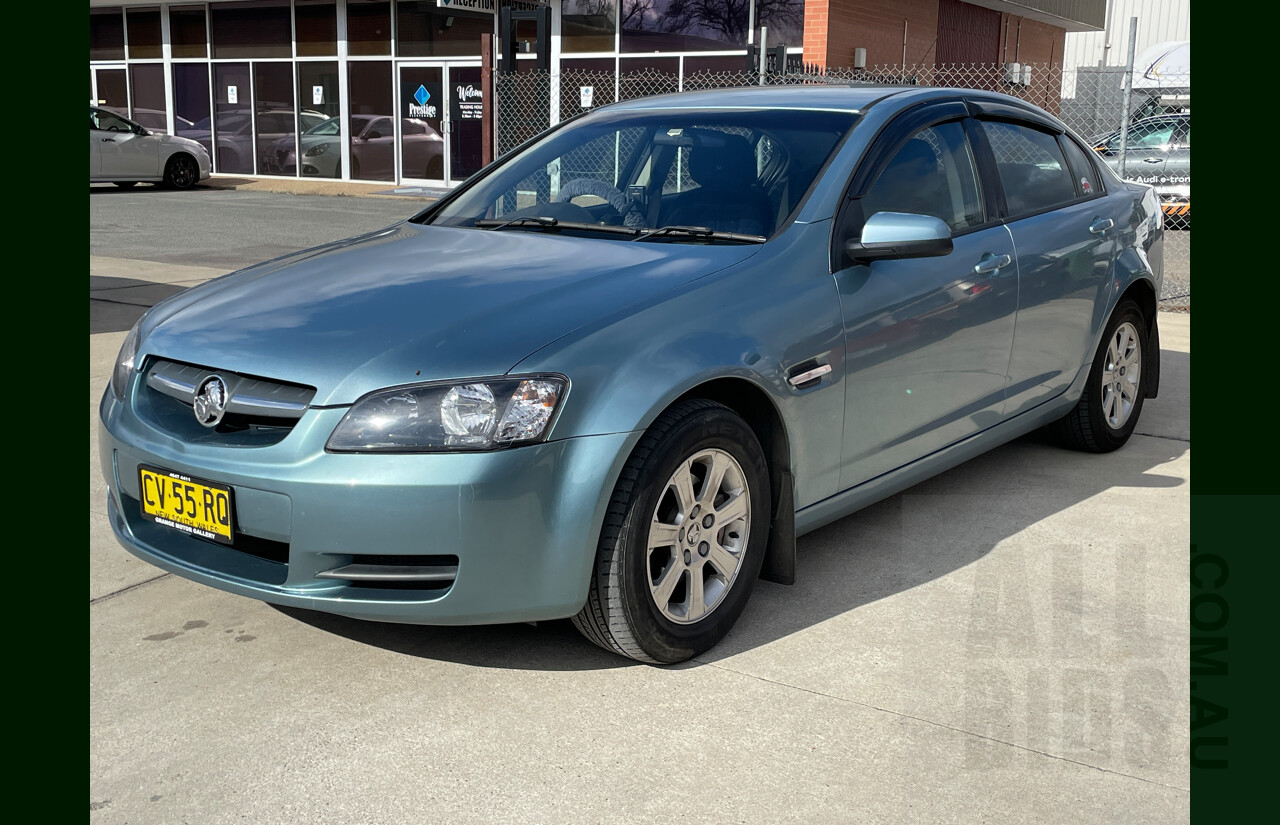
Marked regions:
[475,216,638,236]
[630,225,766,243]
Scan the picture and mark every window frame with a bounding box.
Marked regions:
[1057,132,1107,201]
[971,116,1098,223]
[832,100,1003,272]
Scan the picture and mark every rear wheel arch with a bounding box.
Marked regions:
[1116,278,1160,399]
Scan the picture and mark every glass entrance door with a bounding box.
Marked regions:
[397,63,483,186]
[91,67,128,112]
[448,66,484,183]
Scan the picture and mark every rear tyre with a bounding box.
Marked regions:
[1049,300,1147,452]
[163,154,199,190]
[572,400,769,664]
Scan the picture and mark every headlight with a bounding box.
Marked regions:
[111,319,142,401]
[327,375,567,452]
[304,143,328,157]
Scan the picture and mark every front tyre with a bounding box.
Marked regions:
[163,154,199,190]
[1050,300,1148,452]
[572,400,770,663]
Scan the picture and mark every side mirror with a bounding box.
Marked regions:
[845,212,953,264]
[364,130,382,140]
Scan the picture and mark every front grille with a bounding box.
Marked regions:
[137,358,316,446]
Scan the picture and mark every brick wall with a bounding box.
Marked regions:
[803,1,1068,72]
[805,0,940,69]
[997,13,1065,67]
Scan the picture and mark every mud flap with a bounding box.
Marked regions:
[761,470,796,585]
[1146,315,1161,399]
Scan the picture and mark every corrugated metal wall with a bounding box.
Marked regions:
[1063,0,1190,68]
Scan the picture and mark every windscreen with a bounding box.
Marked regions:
[424,108,859,240]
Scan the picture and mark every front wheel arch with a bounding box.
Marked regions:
[674,378,795,585]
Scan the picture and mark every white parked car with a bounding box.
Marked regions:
[90,106,211,190]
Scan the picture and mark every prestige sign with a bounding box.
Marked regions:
[436,0,497,14]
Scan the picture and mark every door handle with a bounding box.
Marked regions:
[1089,217,1115,235]
[101,137,115,142]
[973,253,1011,274]
[787,363,831,388]
[1142,157,1163,164]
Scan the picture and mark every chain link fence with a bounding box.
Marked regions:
[496,62,1189,309]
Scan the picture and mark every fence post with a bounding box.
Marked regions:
[1116,17,1138,178]
[758,27,768,86]
[480,34,493,166]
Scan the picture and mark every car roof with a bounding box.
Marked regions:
[600,84,1062,123]
[605,84,902,114]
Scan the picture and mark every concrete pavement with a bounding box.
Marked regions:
[90,234,1190,823]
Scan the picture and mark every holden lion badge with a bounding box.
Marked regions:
[193,375,229,427]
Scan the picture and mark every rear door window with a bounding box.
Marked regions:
[1059,135,1104,199]
[982,120,1079,217]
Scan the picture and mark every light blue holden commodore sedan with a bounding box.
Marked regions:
[99,85,1163,663]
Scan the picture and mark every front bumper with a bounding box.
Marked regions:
[98,387,638,625]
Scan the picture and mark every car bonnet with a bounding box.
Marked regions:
[136,222,762,406]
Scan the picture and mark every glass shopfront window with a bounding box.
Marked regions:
[169,5,209,59]
[348,61,395,180]
[562,0,617,53]
[348,1,392,56]
[129,64,168,132]
[94,69,128,111]
[213,62,253,173]
[211,0,291,59]
[621,0,749,53]
[757,0,805,48]
[397,3,491,58]
[255,63,297,176]
[682,54,747,77]
[91,7,125,60]
[296,0,338,57]
[290,62,341,177]
[619,56,678,98]
[126,7,163,59]
[172,63,211,149]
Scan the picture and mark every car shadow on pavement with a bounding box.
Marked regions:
[91,276,189,334]
[270,349,1190,671]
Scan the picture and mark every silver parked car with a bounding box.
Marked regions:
[99,85,1163,663]
[1090,113,1189,227]
[264,115,444,180]
[90,106,211,190]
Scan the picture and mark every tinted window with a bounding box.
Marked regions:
[983,121,1078,217]
[92,109,135,132]
[126,7,163,59]
[169,5,209,58]
[863,122,983,231]
[90,7,125,60]
[1059,135,1103,199]
[210,0,291,58]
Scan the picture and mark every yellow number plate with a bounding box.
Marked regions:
[138,465,234,544]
